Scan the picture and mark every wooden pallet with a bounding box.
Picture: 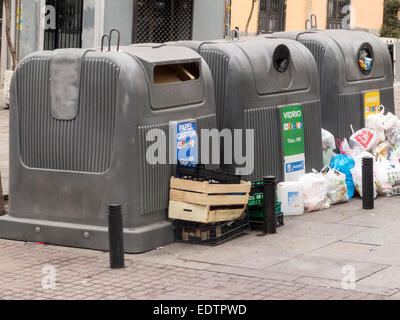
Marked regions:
[168,177,251,223]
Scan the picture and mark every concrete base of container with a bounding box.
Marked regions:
[0,215,174,253]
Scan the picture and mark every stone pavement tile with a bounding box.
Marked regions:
[385,291,400,300]
[169,231,362,272]
[343,243,400,266]
[204,264,300,282]
[356,266,400,293]
[343,223,400,246]
[279,220,368,241]
[288,201,364,223]
[174,244,300,270]
[294,275,398,296]
[339,210,400,228]
[307,241,378,260]
[266,255,389,282]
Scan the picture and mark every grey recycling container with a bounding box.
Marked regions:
[0,45,217,253]
[270,30,395,140]
[167,38,323,182]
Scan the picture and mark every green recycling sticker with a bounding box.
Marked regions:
[281,105,305,181]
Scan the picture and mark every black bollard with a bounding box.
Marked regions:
[108,204,125,269]
[263,176,277,234]
[362,157,374,210]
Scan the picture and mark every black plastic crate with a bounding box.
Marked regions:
[248,213,284,230]
[176,162,241,184]
[174,215,250,246]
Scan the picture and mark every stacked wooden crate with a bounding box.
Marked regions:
[168,177,251,245]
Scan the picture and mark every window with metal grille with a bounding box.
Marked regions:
[133,0,194,43]
[44,0,83,50]
[258,0,286,34]
[327,0,350,29]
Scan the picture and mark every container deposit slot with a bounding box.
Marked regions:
[154,62,200,84]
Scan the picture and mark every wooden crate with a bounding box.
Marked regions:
[168,177,251,223]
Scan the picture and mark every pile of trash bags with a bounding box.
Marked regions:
[301,110,400,213]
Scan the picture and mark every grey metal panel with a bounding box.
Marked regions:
[338,92,363,140]
[139,114,217,216]
[16,56,119,173]
[303,100,323,172]
[200,49,229,129]
[245,106,283,182]
[139,122,171,216]
[300,40,326,93]
[380,87,395,115]
[196,114,218,132]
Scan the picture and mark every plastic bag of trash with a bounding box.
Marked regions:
[371,141,393,160]
[383,112,400,131]
[365,113,386,143]
[351,153,378,199]
[322,129,335,150]
[320,166,349,205]
[390,147,400,166]
[386,127,400,147]
[349,128,380,152]
[375,157,400,197]
[299,171,330,212]
[341,138,361,159]
[330,140,356,199]
[322,129,336,166]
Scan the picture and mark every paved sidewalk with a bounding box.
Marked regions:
[0,239,389,300]
[3,196,400,300]
[2,87,400,300]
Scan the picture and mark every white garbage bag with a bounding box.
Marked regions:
[349,128,381,152]
[322,129,335,166]
[365,113,386,143]
[376,157,400,197]
[351,153,378,199]
[299,171,330,212]
[320,166,349,205]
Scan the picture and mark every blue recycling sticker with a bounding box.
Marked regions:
[286,161,305,173]
[176,121,198,164]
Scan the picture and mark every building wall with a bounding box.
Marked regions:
[192,0,225,40]
[352,0,384,34]
[18,0,39,60]
[82,0,96,48]
[310,0,328,30]
[230,0,259,35]
[232,0,384,34]
[104,0,133,46]
[285,0,307,31]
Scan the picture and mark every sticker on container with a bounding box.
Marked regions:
[281,105,306,181]
[174,120,198,165]
[288,192,301,208]
[364,91,382,120]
